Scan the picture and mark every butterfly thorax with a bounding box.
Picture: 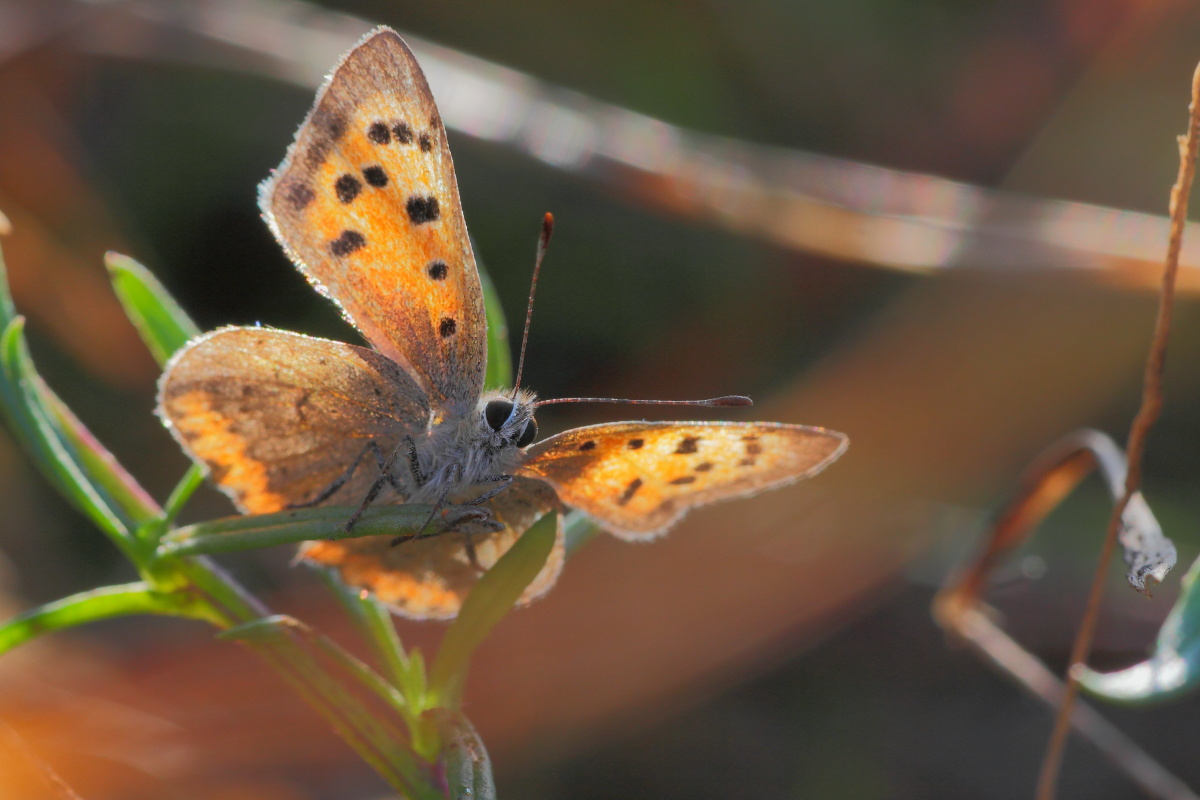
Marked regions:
[408,388,538,504]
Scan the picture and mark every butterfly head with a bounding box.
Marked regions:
[479,388,538,451]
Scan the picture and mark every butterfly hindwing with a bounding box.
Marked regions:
[158,327,429,513]
[301,477,565,619]
[519,421,849,540]
[260,28,486,416]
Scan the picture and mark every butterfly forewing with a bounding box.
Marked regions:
[302,477,565,619]
[520,422,848,540]
[158,327,429,513]
[260,29,486,415]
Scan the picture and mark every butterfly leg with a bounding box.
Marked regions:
[465,474,514,506]
[343,440,408,532]
[387,463,504,554]
[389,472,455,547]
[289,440,392,509]
[402,435,428,488]
[455,475,515,570]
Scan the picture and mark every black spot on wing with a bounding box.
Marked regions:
[419,133,433,152]
[695,462,714,472]
[675,437,700,454]
[305,140,330,169]
[363,166,388,187]
[304,109,347,168]
[320,111,347,140]
[284,181,314,210]
[439,318,457,337]
[427,261,448,280]
[406,196,440,224]
[368,122,391,144]
[335,174,361,204]
[393,122,414,144]
[617,477,643,506]
[669,476,696,485]
[578,440,596,451]
[627,439,644,450]
[330,230,365,257]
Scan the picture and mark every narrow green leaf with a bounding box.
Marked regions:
[313,565,411,685]
[0,583,200,655]
[221,615,442,799]
[35,373,162,526]
[5,318,155,532]
[1078,552,1200,704]
[0,248,160,536]
[0,319,133,551]
[431,512,558,706]
[312,565,443,759]
[106,253,210,524]
[167,558,444,795]
[478,257,512,390]
[220,614,409,715]
[106,252,199,366]
[434,709,497,800]
[409,648,429,703]
[160,504,486,558]
[163,464,205,524]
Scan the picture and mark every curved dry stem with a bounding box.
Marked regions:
[1036,60,1200,800]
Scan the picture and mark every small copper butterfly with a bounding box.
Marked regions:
[157,28,848,619]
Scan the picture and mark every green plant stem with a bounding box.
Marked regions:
[0,583,205,655]
[174,556,445,798]
[435,709,497,800]
[158,504,469,558]
[313,564,413,690]
[0,319,136,558]
[163,464,205,524]
[223,615,441,800]
[313,565,440,759]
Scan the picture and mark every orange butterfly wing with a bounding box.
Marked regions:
[520,421,848,540]
[259,28,485,415]
[158,327,428,514]
[302,477,565,620]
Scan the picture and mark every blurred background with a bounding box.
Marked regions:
[3,0,1200,797]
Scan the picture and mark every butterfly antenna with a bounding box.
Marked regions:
[513,212,554,393]
[536,395,753,408]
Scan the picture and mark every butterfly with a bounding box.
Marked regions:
[157,27,848,620]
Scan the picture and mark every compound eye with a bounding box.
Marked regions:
[515,418,538,448]
[484,399,514,432]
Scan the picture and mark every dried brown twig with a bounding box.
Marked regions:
[1035,60,1200,800]
[937,57,1200,800]
[936,57,1200,800]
